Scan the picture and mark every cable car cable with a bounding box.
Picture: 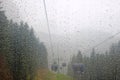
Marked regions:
[93,31,120,49]
[42,0,55,59]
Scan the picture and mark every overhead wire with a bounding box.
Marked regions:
[93,31,120,49]
[42,0,55,59]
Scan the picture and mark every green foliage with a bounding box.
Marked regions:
[68,42,120,80]
[0,3,48,80]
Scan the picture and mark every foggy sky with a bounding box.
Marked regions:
[1,0,120,63]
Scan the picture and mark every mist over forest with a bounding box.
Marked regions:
[0,0,120,80]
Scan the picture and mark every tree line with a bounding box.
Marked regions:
[0,3,48,80]
[68,41,120,80]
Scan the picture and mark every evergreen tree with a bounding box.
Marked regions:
[0,2,48,80]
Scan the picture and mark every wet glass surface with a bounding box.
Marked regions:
[0,0,120,80]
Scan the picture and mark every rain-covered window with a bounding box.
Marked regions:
[0,0,120,80]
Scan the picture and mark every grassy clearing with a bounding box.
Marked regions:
[35,69,72,80]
